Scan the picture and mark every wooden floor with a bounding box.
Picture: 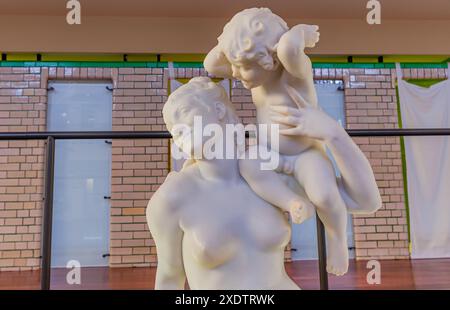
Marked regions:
[1,259,450,290]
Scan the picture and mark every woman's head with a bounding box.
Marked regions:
[163,77,239,129]
[163,77,240,157]
[217,8,288,72]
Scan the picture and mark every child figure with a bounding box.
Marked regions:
[204,8,349,275]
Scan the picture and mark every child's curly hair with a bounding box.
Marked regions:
[217,8,288,71]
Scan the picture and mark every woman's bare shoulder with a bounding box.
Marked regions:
[148,166,199,210]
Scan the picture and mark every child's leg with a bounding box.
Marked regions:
[239,147,314,224]
[294,147,349,276]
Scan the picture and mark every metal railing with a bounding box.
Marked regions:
[1,128,450,290]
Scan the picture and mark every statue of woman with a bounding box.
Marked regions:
[146,77,381,289]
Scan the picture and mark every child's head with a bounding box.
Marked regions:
[217,8,288,71]
[163,77,239,132]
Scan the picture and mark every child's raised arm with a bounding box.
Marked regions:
[204,45,233,79]
[277,24,319,81]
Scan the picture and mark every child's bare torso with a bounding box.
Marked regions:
[251,73,319,155]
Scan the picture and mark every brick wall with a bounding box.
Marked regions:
[343,67,448,260]
[0,67,46,271]
[1,64,448,270]
[42,67,170,268]
[343,68,409,259]
[109,67,168,267]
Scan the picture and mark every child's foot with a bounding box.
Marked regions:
[288,198,315,224]
[326,235,349,276]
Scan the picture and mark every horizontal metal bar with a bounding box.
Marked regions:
[347,128,450,137]
[0,128,450,140]
[0,131,171,140]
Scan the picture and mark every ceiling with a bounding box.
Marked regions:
[0,0,449,20]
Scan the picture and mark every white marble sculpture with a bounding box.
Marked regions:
[204,7,382,276]
[147,77,300,289]
[147,8,382,290]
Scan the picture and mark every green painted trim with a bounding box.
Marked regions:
[174,78,194,85]
[42,54,124,62]
[312,63,395,68]
[404,79,446,87]
[174,77,224,84]
[0,61,163,68]
[0,53,448,64]
[161,54,206,62]
[55,61,146,68]
[126,54,158,62]
[152,62,203,68]
[172,62,203,68]
[188,54,448,64]
[0,59,447,69]
[352,56,380,63]
[401,63,448,68]
[310,56,348,63]
[6,53,38,61]
[312,62,447,69]
[384,55,449,63]
[168,77,231,99]
[0,61,40,67]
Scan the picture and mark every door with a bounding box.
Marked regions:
[47,81,112,267]
[291,80,355,260]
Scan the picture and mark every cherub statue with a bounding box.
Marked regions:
[204,8,379,276]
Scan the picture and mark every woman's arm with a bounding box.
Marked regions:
[146,182,186,289]
[324,126,382,214]
[270,89,382,214]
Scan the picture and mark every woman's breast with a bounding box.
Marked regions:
[181,217,240,269]
[245,201,292,252]
[179,187,291,269]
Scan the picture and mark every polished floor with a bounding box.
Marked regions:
[1,259,449,290]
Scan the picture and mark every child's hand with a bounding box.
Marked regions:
[299,24,320,48]
[278,24,320,53]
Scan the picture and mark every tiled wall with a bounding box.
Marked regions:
[0,64,448,270]
[0,67,46,271]
[109,67,168,267]
[343,68,407,259]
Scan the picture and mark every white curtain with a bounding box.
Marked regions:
[397,64,450,258]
